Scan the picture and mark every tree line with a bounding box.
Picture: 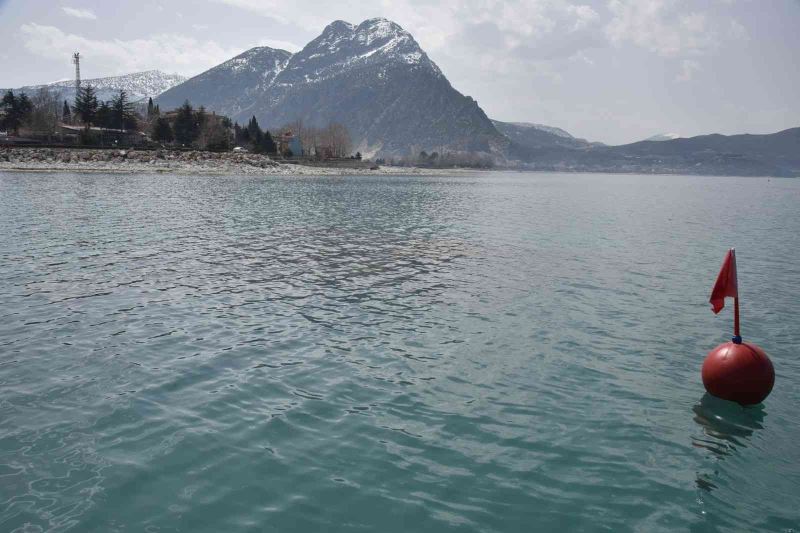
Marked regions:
[150,100,233,151]
[375,150,495,169]
[72,85,138,130]
[3,87,357,158]
[1,86,137,139]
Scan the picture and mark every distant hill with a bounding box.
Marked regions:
[158,18,505,158]
[513,128,800,177]
[6,71,186,103]
[491,119,597,161]
[644,133,681,142]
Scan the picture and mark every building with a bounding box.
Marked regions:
[59,124,148,146]
[275,130,303,157]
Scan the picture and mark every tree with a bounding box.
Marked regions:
[147,97,155,119]
[261,130,276,154]
[27,87,61,140]
[73,85,99,129]
[200,116,231,150]
[247,116,268,152]
[173,100,198,145]
[110,91,136,130]
[152,116,174,142]
[196,106,207,131]
[96,101,112,129]
[322,122,352,157]
[62,100,72,123]
[1,90,33,135]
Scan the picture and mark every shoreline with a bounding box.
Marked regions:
[0,147,477,176]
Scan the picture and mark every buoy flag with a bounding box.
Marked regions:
[709,249,738,314]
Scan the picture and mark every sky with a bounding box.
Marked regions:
[0,0,798,145]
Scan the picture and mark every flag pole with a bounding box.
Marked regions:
[732,248,741,343]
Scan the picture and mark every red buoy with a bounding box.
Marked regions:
[704,248,775,405]
[702,341,774,405]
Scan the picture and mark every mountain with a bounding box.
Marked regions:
[644,133,681,142]
[496,121,575,139]
[9,70,186,103]
[512,127,800,177]
[154,47,291,119]
[492,119,593,154]
[158,18,505,158]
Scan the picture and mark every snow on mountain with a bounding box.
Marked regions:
[156,47,292,119]
[644,133,682,142]
[491,120,593,156]
[13,70,187,103]
[158,18,503,158]
[503,122,575,139]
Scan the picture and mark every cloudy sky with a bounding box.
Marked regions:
[0,0,798,144]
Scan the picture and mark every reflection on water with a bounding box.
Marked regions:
[692,394,766,491]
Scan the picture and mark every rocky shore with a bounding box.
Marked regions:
[0,147,456,176]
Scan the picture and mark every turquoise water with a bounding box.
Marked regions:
[0,171,798,532]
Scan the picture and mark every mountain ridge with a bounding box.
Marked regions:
[7,70,186,103]
[158,17,504,158]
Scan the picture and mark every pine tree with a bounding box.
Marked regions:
[110,91,136,130]
[62,100,71,123]
[152,116,173,143]
[196,106,207,130]
[240,124,251,145]
[147,97,154,119]
[73,85,99,129]
[96,101,112,129]
[173,100,198,145]
[261,130,276,154]
[18,93,33,117]
[1,90,33,135]
[247,116,264,151]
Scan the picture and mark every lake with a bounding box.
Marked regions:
[1,171,798,532]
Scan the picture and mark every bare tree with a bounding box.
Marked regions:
[26,87,62,141]
[327,122,352,157]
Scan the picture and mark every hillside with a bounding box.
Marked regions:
[158,18,505,158]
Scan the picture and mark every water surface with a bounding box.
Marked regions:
[1,171,798,532]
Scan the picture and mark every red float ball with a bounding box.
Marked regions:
[702,341,774,405]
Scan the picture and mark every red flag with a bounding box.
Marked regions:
[709,249,738,314]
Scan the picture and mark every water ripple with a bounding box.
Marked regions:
[1,172,799,532]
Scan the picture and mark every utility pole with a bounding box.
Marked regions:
[72,52,81,93]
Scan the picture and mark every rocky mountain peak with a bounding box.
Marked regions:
[157,18,501,157]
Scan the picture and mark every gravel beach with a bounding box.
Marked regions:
[0,147,470,176]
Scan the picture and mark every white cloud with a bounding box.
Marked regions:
[19,23,244,77]
[605,0,721,57]
[61,6,97,20]
[212,0,603,55]
[675,59,700,81]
